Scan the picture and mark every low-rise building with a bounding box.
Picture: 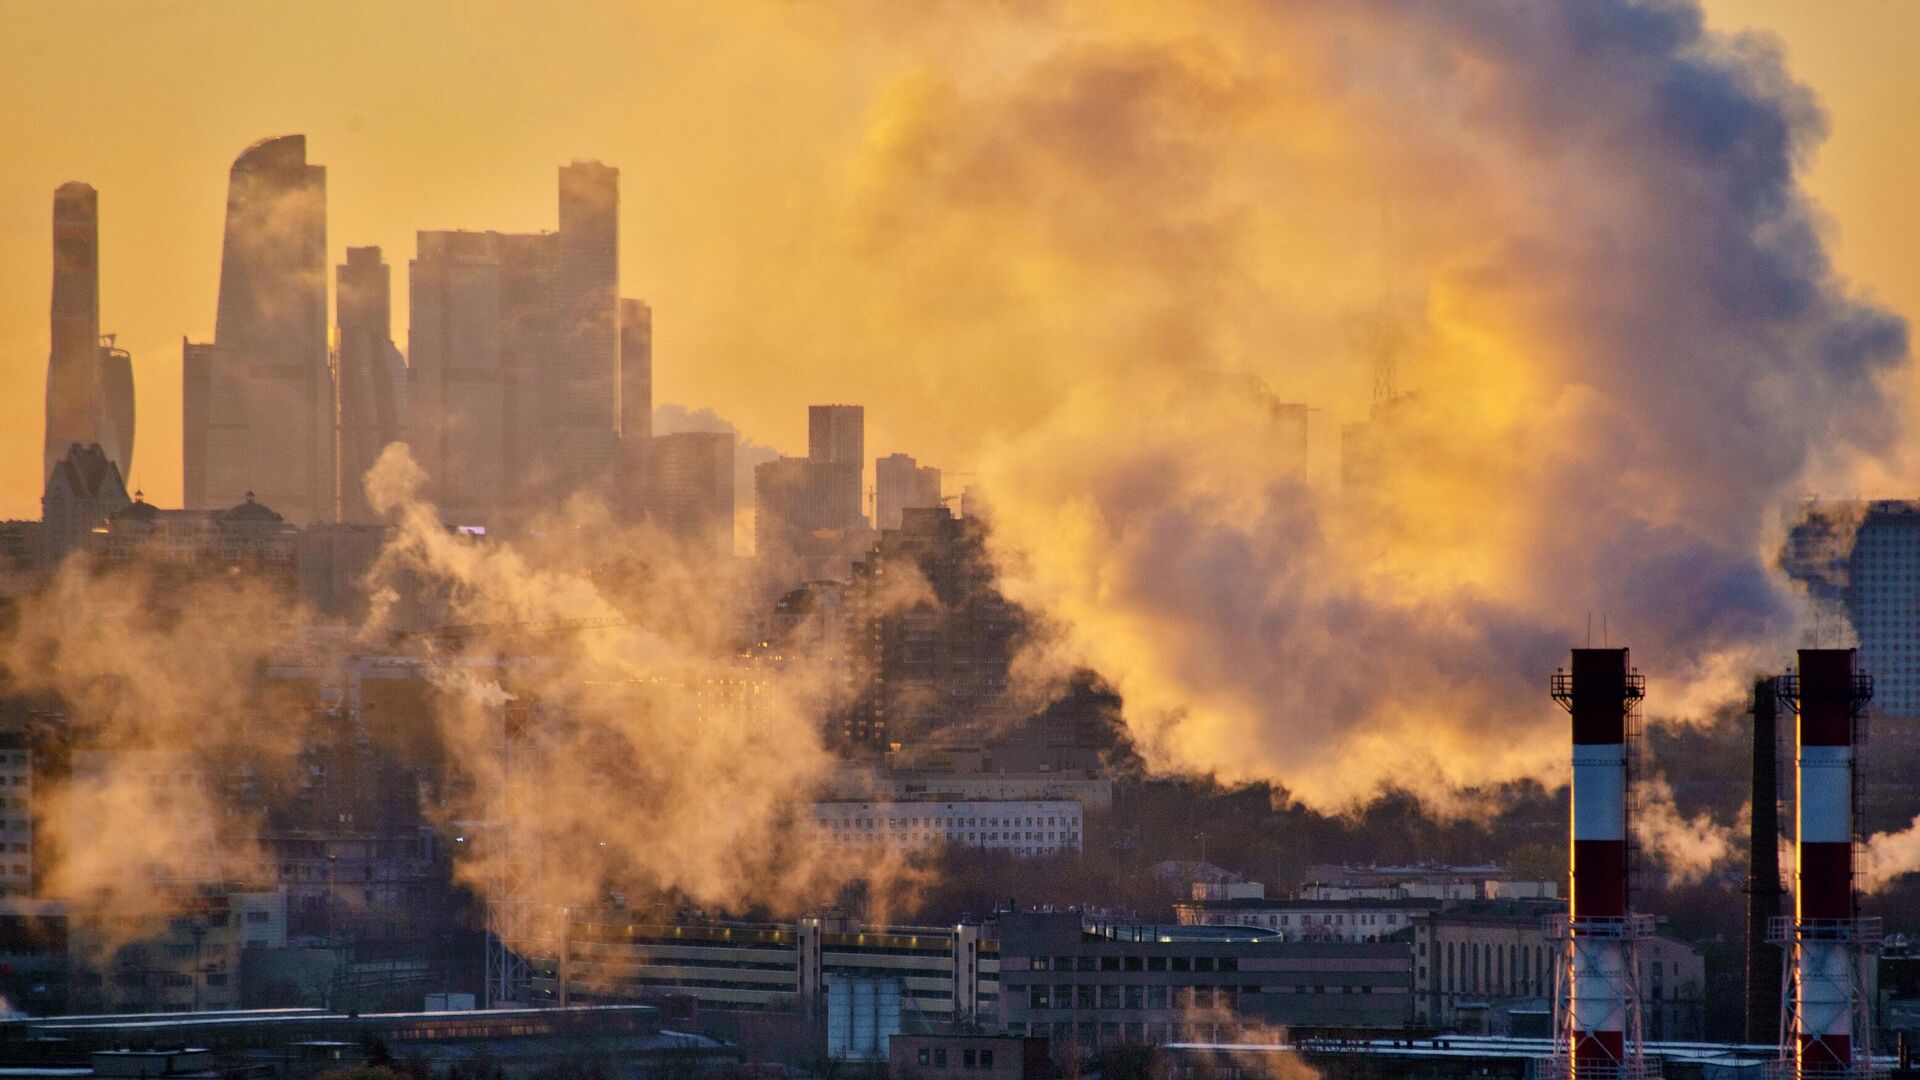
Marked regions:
[1172,895,1441,943]
[891,1034,1050,1080]
[68,886,287,1013]
[993,911,1412,1050]
[539,913,1000,1034]
[1408,900,1704,1039]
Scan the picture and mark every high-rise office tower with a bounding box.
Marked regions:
[98,336,134,480]
[194,135,330,524]
[45,183,135,484]
[335,247,408,523]
[619,298,653,522]
[875,453,942,532]
[547,162,621,495]
[808,405,865,527]
[490,230,559,516]
[648,431,734,556]
[842,506,1017,748]
[755,455,863,585]
[181,339,214,510]
[409,231,508,529]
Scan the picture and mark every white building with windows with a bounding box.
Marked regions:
[812,799,1082,857]
[1171,895,1441,942]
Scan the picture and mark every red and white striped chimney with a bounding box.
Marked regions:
[1792,648,1862,1075]
[1557,647,1640,1076]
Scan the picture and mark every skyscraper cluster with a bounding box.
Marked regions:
[35,135,968,584]
[174,137,650,533]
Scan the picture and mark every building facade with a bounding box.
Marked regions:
[993,911,1412,1048]
[1407,900,1705,1040]
[0,730,32,896]
[335,247,407,524]
[810,404,866,524]
[542,914,998,1033]
[45,182,133,485]
[196,135,331,526]
[841,507,1018,749]
[1173,896,1441,943]
[812,799,1083,858]
[40,442,130,568]
[755,455,865,581]
[648,431,735,555]
[876,453,943,533]
[90,495,302,596]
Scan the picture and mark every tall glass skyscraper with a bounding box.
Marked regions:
[192,135,330,523]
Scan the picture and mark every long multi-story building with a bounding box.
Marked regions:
[191,135,332,527]
[540,913,998,1033]
[1173,894,1442,942]
[89,494,302,596]
[812,798,1083,858]
[993,911,1412,1047]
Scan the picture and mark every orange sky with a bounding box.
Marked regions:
[0,1,1913,519]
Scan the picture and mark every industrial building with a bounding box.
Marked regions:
[0,1004,729,1078]
[992,910,1413,1047]
[1173,891,1442,941]
[530,913,998,1034]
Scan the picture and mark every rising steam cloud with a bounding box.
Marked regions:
[793,0,1909,808]
[2,0,1912,935]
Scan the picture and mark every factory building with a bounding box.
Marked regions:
[993,910,1413,1047]
[533,913,998,1034]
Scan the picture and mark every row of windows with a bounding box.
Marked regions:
[916,1047,994,1069]
[819,816,1078,829]
[1209,911,1403,931]
[1031,955,1238,973]
[829,833,1076,848]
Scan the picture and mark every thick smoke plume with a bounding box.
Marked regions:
[793,0,1909,808]
[1,565,299,950]
[0,448,919,954]
[357,445,913,915]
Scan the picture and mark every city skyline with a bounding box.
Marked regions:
[4,3,1918,522]
[7,3,1920,1068]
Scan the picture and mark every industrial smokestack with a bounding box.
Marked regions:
[1745,676,1783,1046]
[1777,648,1875,1077]
[1551,648,1648,1079]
